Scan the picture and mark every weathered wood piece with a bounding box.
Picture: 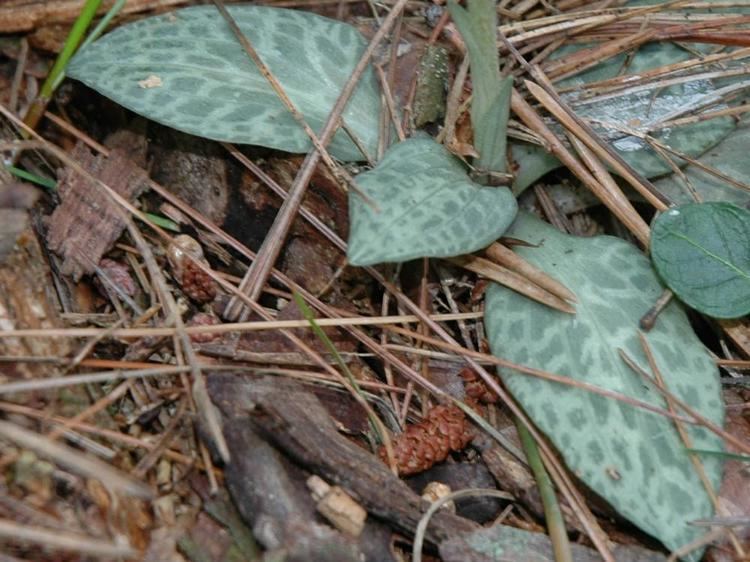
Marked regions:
[0,0,187,33]
[45,143,148,280]
[222,418,363,562]
[0,210,72,380]
[207,374,478,548]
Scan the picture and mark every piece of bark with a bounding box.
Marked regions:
[440,524,667,562]
[706,390,750,562]
[0,0,187,33]
[0,221,72,381]
[0,181,39,264]
[207,374,478,547]
[45,143,148,281]
[215,392,395,562]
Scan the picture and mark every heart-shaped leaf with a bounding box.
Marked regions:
[68,5,381,161]
[651,202,750,319]
[484,212,724,559]
[347,137,518,266]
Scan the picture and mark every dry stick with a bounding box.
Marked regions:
[547,28,656,81]
[509,89,652,245]
[572,65,750,109]
[485,242,577,303]
[384,325,696,425]
[0,420,152,499]
[567,134,651,246]
[209,0,365,200]
[657,102,750,132]
[0,401,203,471]
[0,519,135,558]
[639,289,674,331]
[444,255,576,314]
[618,350,750,455]
[223,0,411,321]
[127,221,230,464]
[638,334,745,559]
[564,46,750,97]
[524,78,670,211]
[0,312,483,339]
[375,63,406,142]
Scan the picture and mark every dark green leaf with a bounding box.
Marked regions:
[651,202,750,318]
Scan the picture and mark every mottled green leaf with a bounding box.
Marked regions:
[441,524,668,562]
[68,6,381,161]
[651,202,750,318]
[347,137,517,265]
[484,212,724,559]
[559,38,738,179]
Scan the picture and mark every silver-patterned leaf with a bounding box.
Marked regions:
[484,212,724,559]
[68,6,381,161]
[347,137,518,265]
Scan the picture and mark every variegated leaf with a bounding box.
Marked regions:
[347,137,517,265]
[484,212,724,560]
[68,6,381,161]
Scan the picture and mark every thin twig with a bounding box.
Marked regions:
[223,0,412,320]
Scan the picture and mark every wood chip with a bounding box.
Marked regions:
[45,143,148,281]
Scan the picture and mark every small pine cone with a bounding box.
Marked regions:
[379,404,474,476]
[167,235,217,304]
[181,259,217,303]
[187,312,221,343]
[459,367,498,404]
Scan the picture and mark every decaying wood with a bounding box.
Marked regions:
[0,219,71,381]
[213,382,398,562]
[220,416,364,562]
[45,143,148,281]
[0,0,188,33]
[207,374,479,548]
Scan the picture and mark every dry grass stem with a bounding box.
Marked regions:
[0,420,152,498]
[484,242,577,303]
[0,311,483,339]
[445,255,576,314]
[0,519,135,558]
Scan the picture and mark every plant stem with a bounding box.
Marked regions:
[23,0,103,132]
[517,419,573,562]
